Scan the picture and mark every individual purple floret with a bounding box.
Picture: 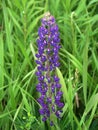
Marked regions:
[35,12,64,125]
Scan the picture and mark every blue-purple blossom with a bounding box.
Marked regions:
[35,12,64,125]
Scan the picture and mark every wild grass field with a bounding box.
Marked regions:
[0,0,98,130]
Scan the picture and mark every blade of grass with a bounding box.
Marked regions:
[56,68,74,130]
[0,34,4,101]
[83,36,89,105]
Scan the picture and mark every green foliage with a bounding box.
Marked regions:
[0,0,98,130]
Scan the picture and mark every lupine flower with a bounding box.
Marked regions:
[35,12,64,125]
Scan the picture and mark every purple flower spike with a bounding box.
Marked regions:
[35,12,64,125]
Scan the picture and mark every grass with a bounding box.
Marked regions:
[0,0,98,130]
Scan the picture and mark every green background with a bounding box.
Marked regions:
[0,0,98,130]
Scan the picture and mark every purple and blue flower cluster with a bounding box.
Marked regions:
[35,12,64,125]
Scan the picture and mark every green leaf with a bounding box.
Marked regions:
[21,90,31,112]
[0,110,15,119]
[56,67,68,102]
[85,93,98,114]
[2,1,14,56]
[0,34,4,101]
[7,8,23,33]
